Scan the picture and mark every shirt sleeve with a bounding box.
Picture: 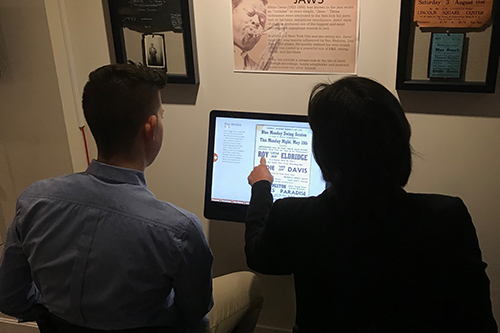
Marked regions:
[173,215,213,332]
[244,180,293,275]
[0,203,42,320]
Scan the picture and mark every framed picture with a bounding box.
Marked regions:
[143,34,166,70]
[103,0,199,84]
[427,32,465,80]
[396,0,500,93]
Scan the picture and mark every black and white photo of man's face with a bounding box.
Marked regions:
[232,0,267,51]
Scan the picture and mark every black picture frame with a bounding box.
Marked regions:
[396,0,500,93]
[103,0,199,84]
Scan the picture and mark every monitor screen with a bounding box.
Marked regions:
[204,110,327,222]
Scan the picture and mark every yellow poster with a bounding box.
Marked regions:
[414,0,494,28]
[231,0,359,74]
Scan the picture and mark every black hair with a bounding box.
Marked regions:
[82,62,166,159]
[232,0,268,9]
[308,76,412,201]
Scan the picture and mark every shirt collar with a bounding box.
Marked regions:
[234,45,248,58]
[234,45,253,70]
[85,159,147,188]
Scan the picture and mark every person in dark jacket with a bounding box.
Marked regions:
[245,76,497,332]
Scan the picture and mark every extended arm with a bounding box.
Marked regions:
[245,158,292,275]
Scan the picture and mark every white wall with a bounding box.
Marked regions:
[0,0,74,246]
[0,0,499,332]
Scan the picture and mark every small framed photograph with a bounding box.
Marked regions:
[142,34,166,70]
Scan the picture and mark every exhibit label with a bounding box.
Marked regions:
[414,0,493,28]
[428,33,464,79]
[231,0,359,73]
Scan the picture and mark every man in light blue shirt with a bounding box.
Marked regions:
[0,63,213,332]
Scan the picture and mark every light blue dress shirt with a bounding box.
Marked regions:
[0,160,213,331]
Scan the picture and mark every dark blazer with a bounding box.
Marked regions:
[245,181,497,332]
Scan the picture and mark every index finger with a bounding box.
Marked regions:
[260,156,266,165]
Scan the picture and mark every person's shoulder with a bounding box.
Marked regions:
[271,191,328,220]
[19,172,85,199]
[275,188,330,206]
[403,192,466,213]
[274,195,319,207]
[158,201,201,224]
[401,191,472,233]
[147,199,204,235]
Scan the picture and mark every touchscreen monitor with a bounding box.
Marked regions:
[204,110,327,222]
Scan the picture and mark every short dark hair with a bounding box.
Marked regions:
[232,0,268,9]
[308,76,412,198]
[82,63,166,159]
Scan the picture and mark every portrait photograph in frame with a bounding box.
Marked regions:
[143,34,167,70]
